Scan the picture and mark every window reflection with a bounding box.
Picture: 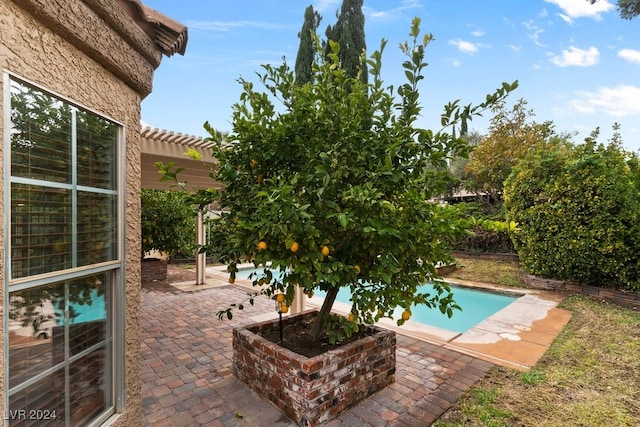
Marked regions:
[10,80,72,184]
[8,282,65,388]
[8,371,65,427]
[8,274,110,425]
[9,78,118,280]
[11,184,72,279]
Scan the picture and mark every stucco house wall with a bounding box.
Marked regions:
[0,0,186,424]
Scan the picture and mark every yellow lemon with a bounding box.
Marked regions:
[280,304,289,314]
[276,293,285,303]
[347,313,355,322]
[401,310,411,321]
[321,246,330,257]
[354,265,361,274]
[290,242,299,253]
[257,241,267,251]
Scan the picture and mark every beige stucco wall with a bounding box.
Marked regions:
[0,0,165,424]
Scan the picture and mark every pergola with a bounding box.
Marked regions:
[141,125,221,284]
[140,126,306,312]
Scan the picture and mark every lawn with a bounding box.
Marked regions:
[446,256,526,288]
[435,258,640,427]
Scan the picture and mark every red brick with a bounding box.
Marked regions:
[233,311,396,427]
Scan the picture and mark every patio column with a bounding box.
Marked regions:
[290,285,305,314]
[196,210,206,284]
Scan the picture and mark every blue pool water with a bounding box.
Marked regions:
[235,267,517,333]
[54,289,106,325]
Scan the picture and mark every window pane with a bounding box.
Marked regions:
[10,80,72,183]
[69,348,110,426]
[67,276,110,426]
[68,276,107,343]
[77,110,117,190]
[9,275,111,426]
[8,282,65,389]
[77,192,117,266]
[11,184,72,279]
[8,371,65,427]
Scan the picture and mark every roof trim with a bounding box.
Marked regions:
[122,0,188,56]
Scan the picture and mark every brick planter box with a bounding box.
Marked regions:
[141,258,167,282]
[233,310,396,426]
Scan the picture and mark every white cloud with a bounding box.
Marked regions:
[366,0,421,21]
[449,38,480,55]
[569,85,640,117]
[550,46,599,67]
[509,44,523,53]
[445,58,462,67]
[544,0,614,22]
[313,0,340,13]
[186,20,284,32]
[471,29,486,37]
[522,20,546,47]
[618,48,640,64]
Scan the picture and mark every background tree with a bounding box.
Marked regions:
[463,99,566,203]
[445,130,482,196]
[141,189,197,259]
[295,5,322,86]
[504,126,640,292]
[325,0,367,83]
[588,0,640,19]
[161,19,516,342]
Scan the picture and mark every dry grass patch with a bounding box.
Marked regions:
[446,257,526,288]
[435,295,640,427]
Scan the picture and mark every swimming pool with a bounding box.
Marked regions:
[53,289,106,325]
[234,266,518,333]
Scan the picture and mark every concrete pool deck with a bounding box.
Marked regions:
[203,265,572,371]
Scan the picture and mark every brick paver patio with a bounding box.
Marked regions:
[141,270,493,426]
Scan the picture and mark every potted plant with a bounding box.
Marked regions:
[159,18,515,426]
[140,189,196,281]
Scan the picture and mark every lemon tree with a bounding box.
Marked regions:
[161,18,516,342]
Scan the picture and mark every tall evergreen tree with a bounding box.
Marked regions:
[295,5,322,86]
[325,0,367,83]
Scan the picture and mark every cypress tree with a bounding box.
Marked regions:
[295,5,322,86]
[325,0,367,84]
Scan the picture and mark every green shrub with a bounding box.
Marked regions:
[141,189,197,259]
[504,140,640,292]
[449,219,517,254]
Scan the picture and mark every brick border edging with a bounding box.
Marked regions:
[523,274,640,310]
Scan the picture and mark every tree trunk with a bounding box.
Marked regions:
[310,287,338,342]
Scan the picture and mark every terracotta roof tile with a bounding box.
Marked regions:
[123,0,188,56]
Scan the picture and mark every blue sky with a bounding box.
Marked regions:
[141,0,640,151]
